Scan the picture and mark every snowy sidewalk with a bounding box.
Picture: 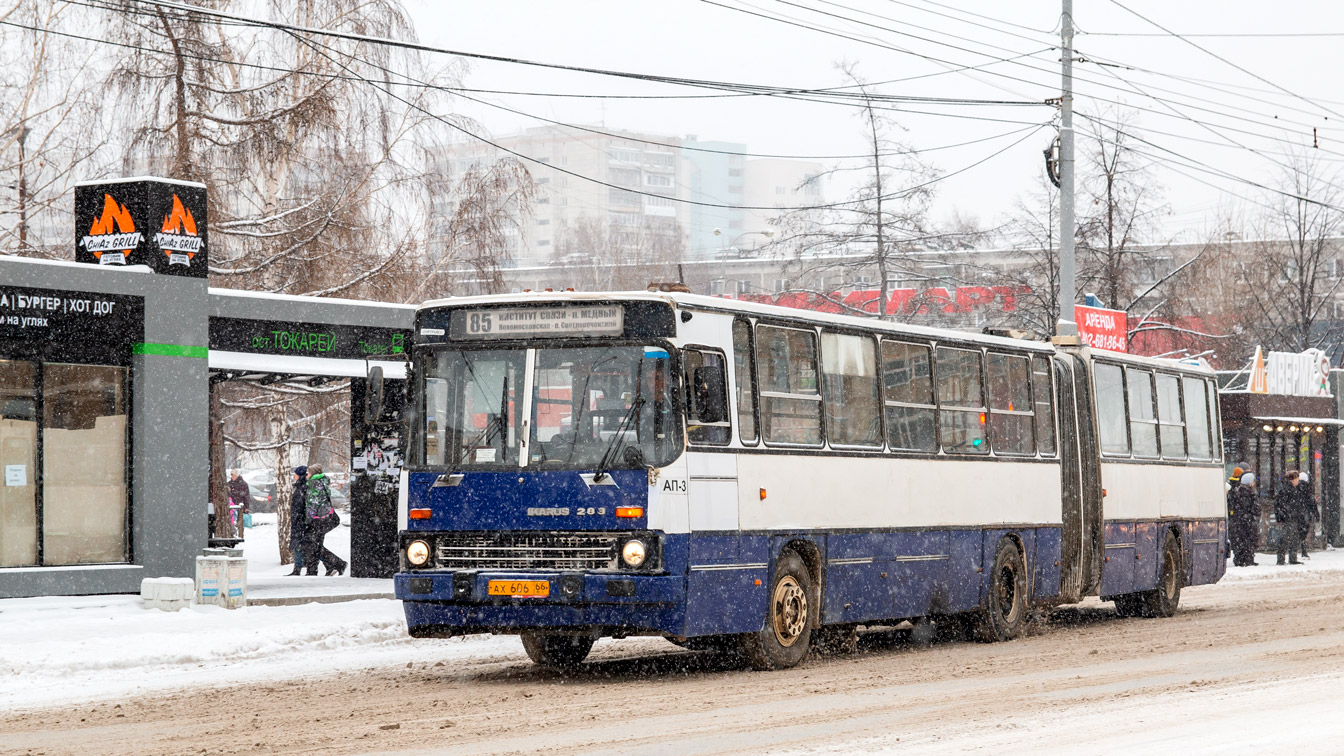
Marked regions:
[241,512,395,606]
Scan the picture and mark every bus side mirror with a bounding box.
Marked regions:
[693,365,728,424]
[366,365,385,423]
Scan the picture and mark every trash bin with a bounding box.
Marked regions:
[196,546,247,609]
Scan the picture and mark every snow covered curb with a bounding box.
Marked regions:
[0,596,517,712]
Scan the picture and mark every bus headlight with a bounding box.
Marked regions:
[406,540,431,567]
[621,539,647,568]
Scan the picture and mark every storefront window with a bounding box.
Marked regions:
[41,364,129,566]
[0,360,38,567]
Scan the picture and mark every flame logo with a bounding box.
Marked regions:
[161,194,197,237]
[83,194,140,260]
[154,193,203,263]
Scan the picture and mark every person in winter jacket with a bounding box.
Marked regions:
[303,464,347,576]
[1275,470,1306,565]
[1228,471,1259,566]
[286,466,310,576]
[1296,471,1318,560]
[225,470,252,537]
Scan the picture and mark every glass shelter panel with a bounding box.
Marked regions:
[0,360,38,567]
[41,364,129,566]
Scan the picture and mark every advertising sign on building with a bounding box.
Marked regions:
[1249,347,1331,397]
[1075,304,1127,352]
[74,178,208,278]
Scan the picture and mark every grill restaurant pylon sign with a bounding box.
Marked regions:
[75,177,208,279]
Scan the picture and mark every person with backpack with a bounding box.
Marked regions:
[303,465,347,576]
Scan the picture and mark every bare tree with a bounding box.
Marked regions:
[1003,172,1062,337]
[0,1,107,258]
[1076,109,1170,310]
[769,63,938,319]
[1236,150,1344,358]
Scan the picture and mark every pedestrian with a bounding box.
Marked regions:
[1297,472,1318,560]
[286,466,310,576]
[1275,470,1305,565]
[226,470,251,538]
[303,464,347,576]
[1228,471,1259,566]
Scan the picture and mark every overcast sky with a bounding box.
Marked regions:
[405,0,1341,243]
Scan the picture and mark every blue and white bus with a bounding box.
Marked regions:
[392,291,1226,669]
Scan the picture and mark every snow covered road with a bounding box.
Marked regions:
[3,552,1344,755]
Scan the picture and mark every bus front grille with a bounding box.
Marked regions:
[434,532,620,571]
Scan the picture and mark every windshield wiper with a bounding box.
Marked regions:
[591,393,645,483]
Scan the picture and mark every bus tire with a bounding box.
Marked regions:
[974,539,1028,643]
[1142,531,1183,618]
[520,631,595,668]
[741,550,814,670]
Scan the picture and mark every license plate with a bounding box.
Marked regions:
[488,580,550,598]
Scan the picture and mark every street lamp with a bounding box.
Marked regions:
[712,227,774,297]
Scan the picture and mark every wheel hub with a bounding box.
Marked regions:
[998,565,1019,622]
[772,576,808,647]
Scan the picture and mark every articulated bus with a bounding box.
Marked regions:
[391,291,1226,669]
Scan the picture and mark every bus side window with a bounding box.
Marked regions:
[1127,367,1159,458]
[1156,373,1186,459]
[756,325,823,446]
[1095,363,1129,455]
[820,332,881,447]
[987,352,1034,455]
[935,346,989,454]
[1183,375,1212,460]
[1033,356,1056,455]
[732,320,758,445]
[1206,379,1223,462]
[684,348,730,446]
[881,340,936,452]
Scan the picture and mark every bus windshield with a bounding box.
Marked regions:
[419,344,680,471]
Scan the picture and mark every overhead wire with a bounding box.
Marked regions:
[288,28,1051,215]
[1107,0,1344,122]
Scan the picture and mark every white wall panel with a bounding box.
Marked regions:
[1099,462,1224,520]
[736,454,1063,530]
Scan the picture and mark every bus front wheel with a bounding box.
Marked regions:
[520,631,596,669]
[974,539,1028,643]
[742,550,814,670]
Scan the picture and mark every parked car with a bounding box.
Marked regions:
[240,469,278,513]
[328,471,350,508]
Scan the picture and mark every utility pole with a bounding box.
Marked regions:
[1056,0,1079,338]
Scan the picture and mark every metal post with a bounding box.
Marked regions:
[1057,0,1078,337]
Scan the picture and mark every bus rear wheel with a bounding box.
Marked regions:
[974,539,1028,643]
[742,551,814,670]
[520,631,596,668]
[1142,531,1183,618]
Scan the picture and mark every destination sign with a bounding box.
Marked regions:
[448,306,625,339]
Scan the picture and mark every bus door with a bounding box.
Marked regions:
[1054,353,1104,601]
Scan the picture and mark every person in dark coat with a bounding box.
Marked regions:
[1228,472,1259,566]
[1275,470,1305,565]
[1296,472,1318,560]
[303,464,347,576]
[226,470,251,538]
[286,466,310,576]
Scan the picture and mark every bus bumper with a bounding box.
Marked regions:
[395,571,685,637]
